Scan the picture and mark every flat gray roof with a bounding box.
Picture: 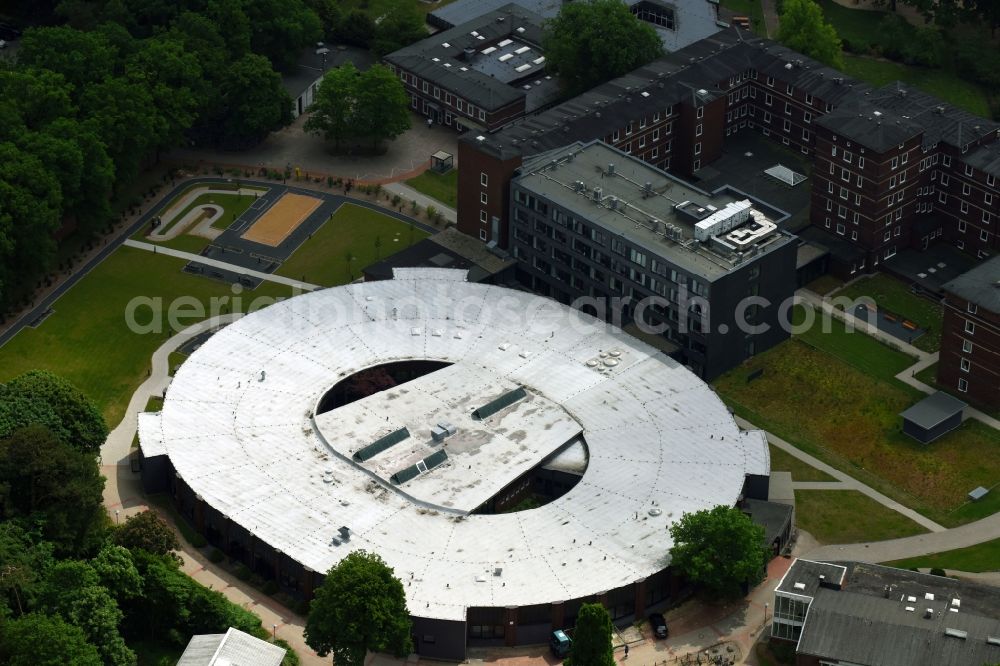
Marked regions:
[942,255,1000,312]
[900,391,967,431]
[514,140,792,281]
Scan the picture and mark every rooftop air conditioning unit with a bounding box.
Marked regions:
[592,186,603,202]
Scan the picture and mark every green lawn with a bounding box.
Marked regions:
[817,0,890,46]
[0,248,293,426]
[794,490,928,544]
[405,169,458,209]
[720,0,766,33]
[168,350,188,377]
[832,273,944,352]
[713,339,1000,527]
[840,55,992,118]
[768,443,836,482]
[804,274,844,296]
[884,537,1000,573]
[792,304,917,383]
[276,203,429,287]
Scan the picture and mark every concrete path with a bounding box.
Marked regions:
[760,0,779,37]
[149,186,266,240]
[791,481,848,490]
[797,288,1000,431]
[122,239,321,291]
[382,181,457,224]
[803,510,1000,563]
[736,415,947,533]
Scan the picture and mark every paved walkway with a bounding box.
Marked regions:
[797,289,1000,431]
[122,239,322,291]
[382,181,457,224]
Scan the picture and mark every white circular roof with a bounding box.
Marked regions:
[141,268,768,620]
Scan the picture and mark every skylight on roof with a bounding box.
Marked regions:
[498,39,513,47]
[482,46,497,55]
[432,57,440,62]
[533,56,545,65]
[516,26,525,33]
[641,91,650,97]
[442,42,451,48]
[515,45,531,54]
[498,53,514,62]
[515,63,532,72]
[471,30,479,36]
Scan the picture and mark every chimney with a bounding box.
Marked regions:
[592,186,602,202]
[608,163,616,176]
[924,608,933,619]
[463,47,476,61]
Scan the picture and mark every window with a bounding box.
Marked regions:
[422,81,429,93]
[891,156,898,169]
[836,222,846,234]
[479,210,487,223]
[962,339,973,353]
[967,301,978,315]
[765,93,773,106]
[965,164,974,176]
[804,111,812,124]
[764,111,772,123]
[986,193,994,206]
[786,84,793,95]
[693,159,701,170]
[958,378,968,392]
[838,205,847,219]
[784,102,791,115]
[890,176,897,189]
[965,320,976,334]
[961,201,969,214]
[639,116,647,129]
[433,86,440,99]
[456,99,464,112]
[901,152,908,164]
[783,119,791,132]
[981,229,989,242]
[941,173,950,186]
[696,123,703,137]
[805,93,813,105]
[696,106,704,119]
[827,181,834,194]
[638,136,646,148]
[963,183,971,196]
[840,186,848,199]
[480,172,488,187]
[652,129,659,141]
[843,151,852,164]
[939,192,947,204]
[841,168,850,182]
[480,192,487,205]
[479,109,486,121]
[943,155,952,167]
[832,146,838,157]
[479,229,487,241]
[694,142,702,155]
[626,122,633,136]
[957,240,965,249]
[766,76,774,86]
[854,193,861,205]
[959,220,967,233]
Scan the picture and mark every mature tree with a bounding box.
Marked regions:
[306,63,410,150]
[212,53,292,148]
[38,561,135,666]
[112,510,180,560]
[0,69,76,133]
[305,61,359,149]
[373,6,428,56]
[205,0,252,58]
[354,65,412,148]
[668,505,768,598]
[126,35,205,149]
[0,425,107,557]
[305,550,413,666]
[91,544,143,603]
[16,26,117,97]
[569,603,614,666]
[0,523,55,617]
[777,0,844,69]
[0,613,103,666]
[0,370,108,454]
[306,0,343,40]
[243,0,323,70]
[336,10,376,49]
[544,0,663,95]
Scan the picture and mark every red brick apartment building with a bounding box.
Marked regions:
[456,27,1000,277]
[937,257,1000,409]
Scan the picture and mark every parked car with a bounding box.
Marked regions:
[648,612,668,639]
[550,629,572,657]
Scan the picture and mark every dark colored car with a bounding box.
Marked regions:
[648,612,668,639]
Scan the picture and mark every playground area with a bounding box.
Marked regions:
[240,193,322,247]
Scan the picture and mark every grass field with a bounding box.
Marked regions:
[0,248,293,426]
[804,274,844,296]
[713,339,1000,527]
[276,203,429,287]
[130,638,184,666]
[832,273,944,352]
[884,538,1000,573]
[405,169,458,209]
[768,443,836,481]
[794,490,928,544]
[840,56,992,118]
[792,304,916,382]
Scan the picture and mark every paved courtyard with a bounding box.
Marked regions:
[166,111,460,183]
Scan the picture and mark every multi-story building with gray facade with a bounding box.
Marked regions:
[508,140,798,379]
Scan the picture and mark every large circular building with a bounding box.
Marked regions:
[139,268,769,659]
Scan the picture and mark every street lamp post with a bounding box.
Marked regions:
[272,624,277,639]
[764,602,769,627]
[115,510,120,525]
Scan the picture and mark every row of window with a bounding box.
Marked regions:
[394,67,488,122]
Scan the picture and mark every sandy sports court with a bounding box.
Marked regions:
[241,193,322,247]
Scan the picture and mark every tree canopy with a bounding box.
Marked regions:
[0,613,103,666]
[0,370,108,453]
[305,550,413,666]
[543,0,663,95]
[305,63,411,150]
[569,603,614,666]
[777,0,844,69]
[112,510,181,561]
[668,505,769,598]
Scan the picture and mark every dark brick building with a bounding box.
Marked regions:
[384,4,558,132]
[938,256,1000,409]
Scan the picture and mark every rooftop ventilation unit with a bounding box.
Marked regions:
[694,200,753,242]
[354,427,411,462]
[944,628,968,640]
[592,186,603,202]
[338,526,351,541]
[924,608,933,619]
[608,196,619,211]
[608,163,615,175]
[573,180,585,192]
